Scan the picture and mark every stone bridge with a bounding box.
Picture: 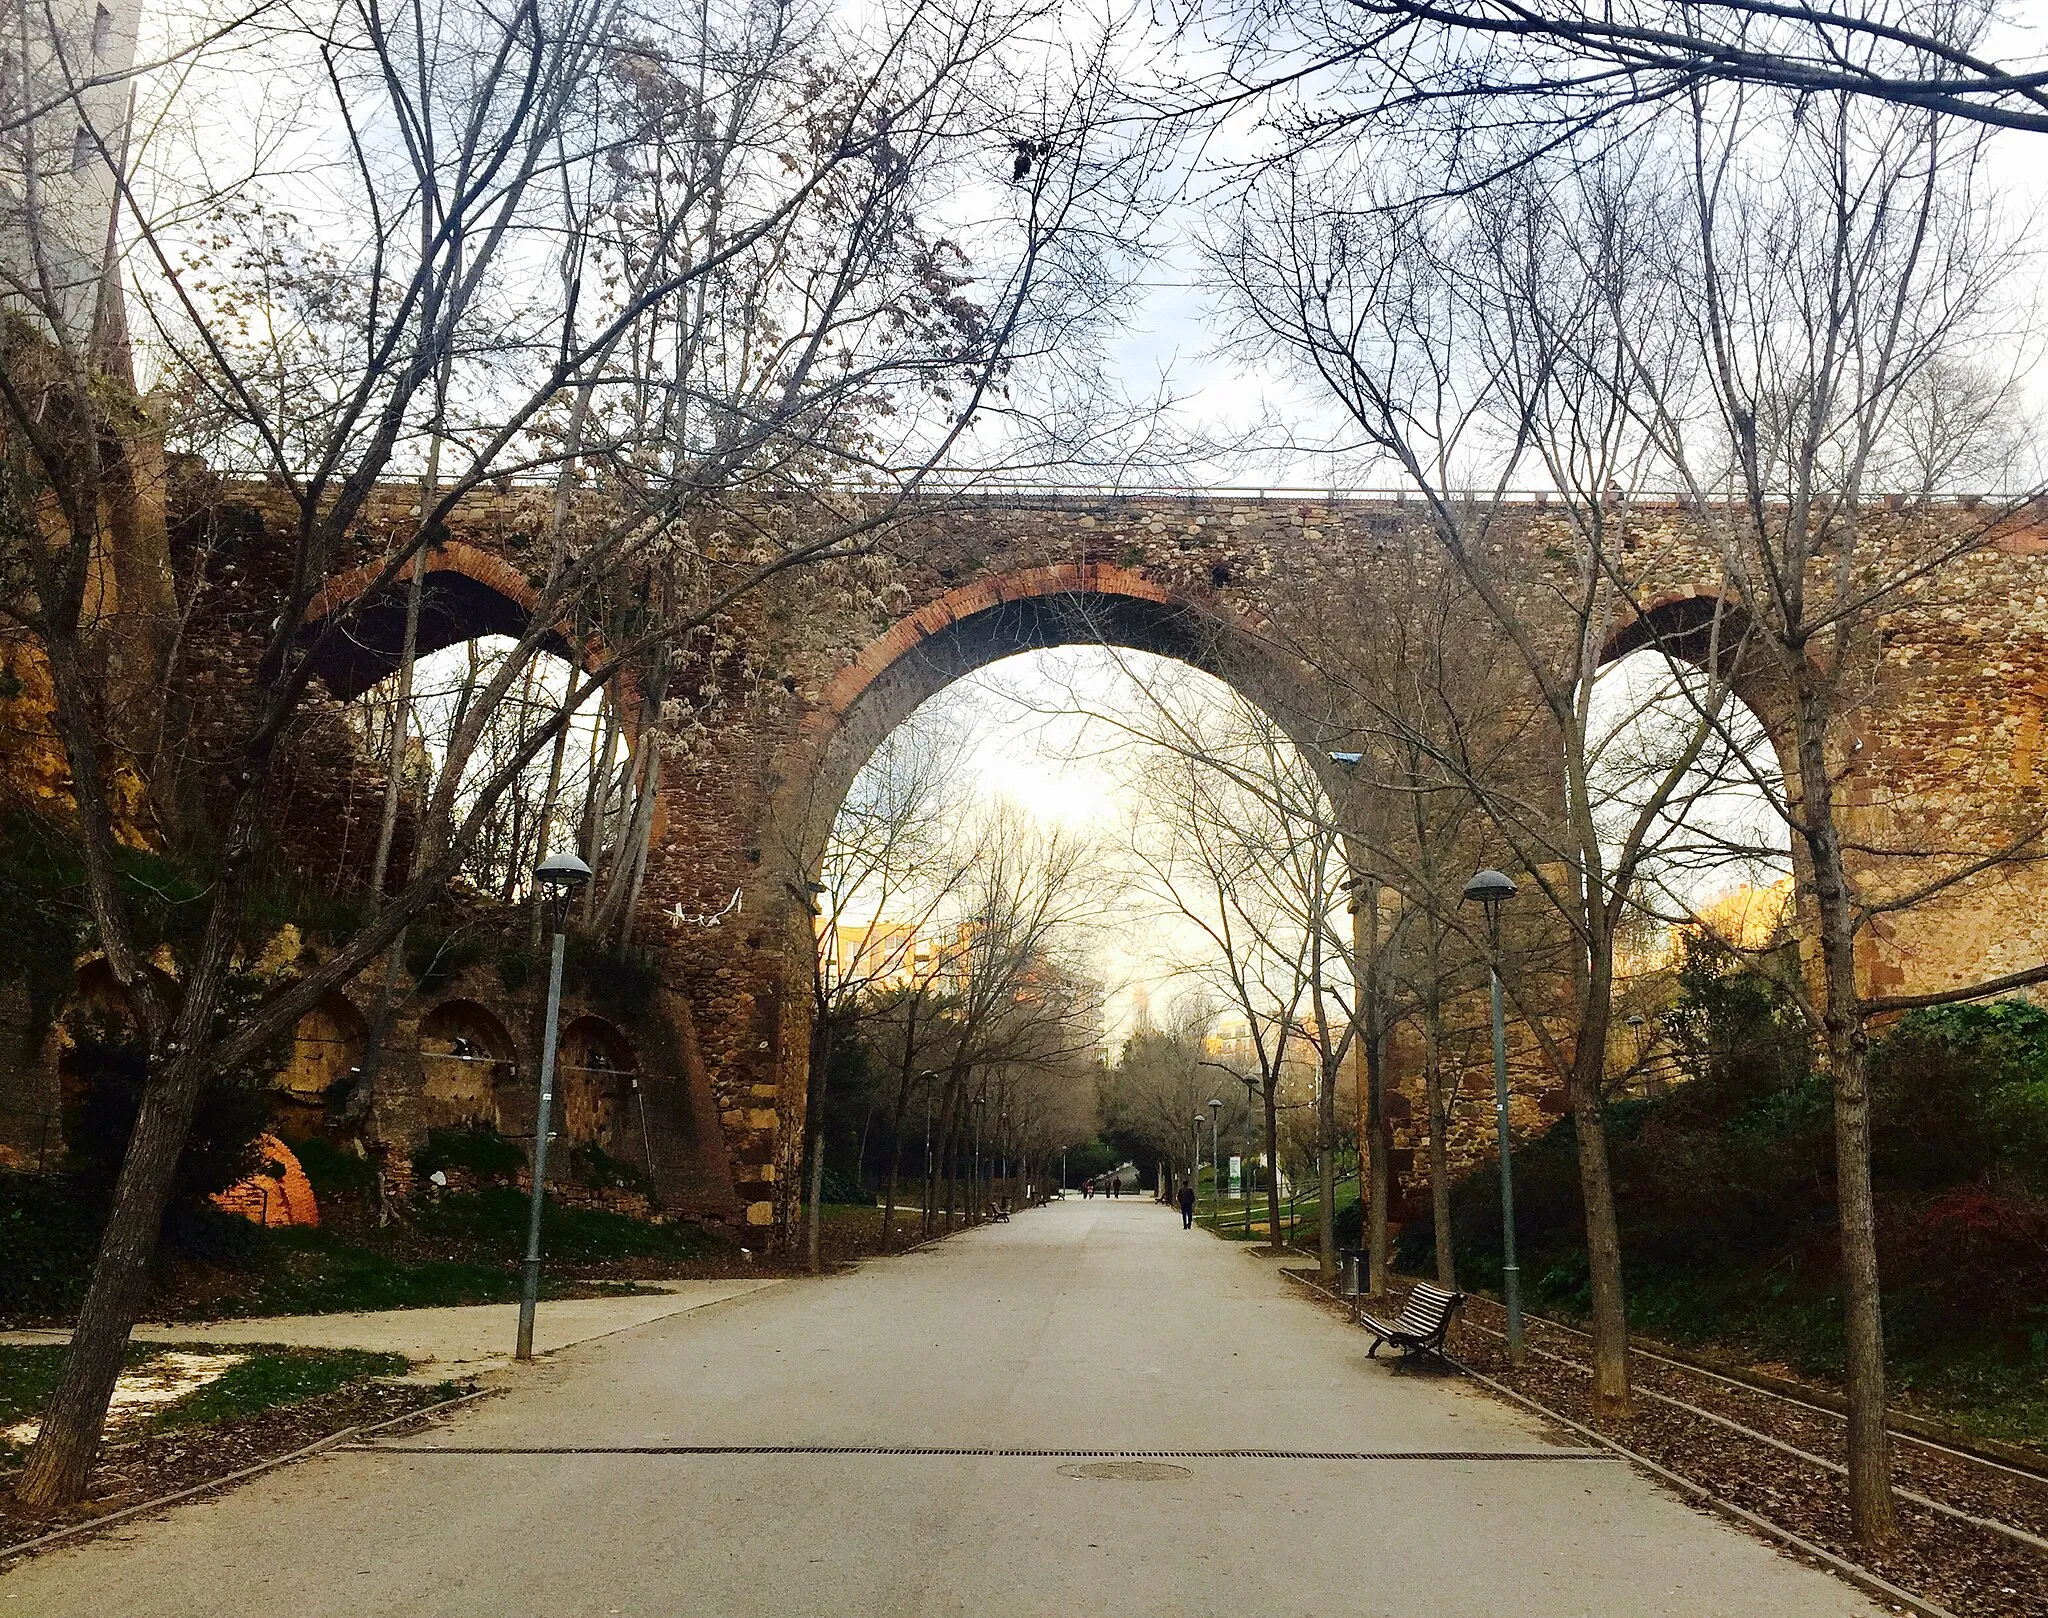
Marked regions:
[7,479,2044,1229]
[274,484,2048,1229]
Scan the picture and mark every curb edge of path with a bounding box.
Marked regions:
[0,1387,498,1567]
[1275,1269,1955,1618]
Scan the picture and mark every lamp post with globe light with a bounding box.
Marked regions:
[1196,1105,1212,1228]
[1462,866,1523,1365]
[517,849,592,1362]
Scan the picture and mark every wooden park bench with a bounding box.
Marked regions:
[1359,1281,1465,1362]
[991,1199,1011,1223]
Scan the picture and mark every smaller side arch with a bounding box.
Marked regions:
[416,999,519,1131]
[298,541,635,712]
[555,1014,635,1148]
[270,993,369,1140]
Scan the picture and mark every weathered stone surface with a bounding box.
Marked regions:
[6,478,2044,1237]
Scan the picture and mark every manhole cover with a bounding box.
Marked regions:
[1057,1460,1193,1482]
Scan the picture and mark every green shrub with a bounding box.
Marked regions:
[561,937,661,1022]
[405,924,492,993]
[291,1136,381,1198]
[1871,1000,2048,1194]
[412,1124,526,1185]
[408,1186,703,1262]
[63,1012,271,1204]
[1396,942,2048,1399]
[0,1173,101,1324]
[493,946,535,994]
[819,1164,869,1206]
[569,1141,651,1193]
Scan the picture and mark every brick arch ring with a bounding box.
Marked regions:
[746,558,1364,1230]
[778,560,1349,876]
[298,539,639,717]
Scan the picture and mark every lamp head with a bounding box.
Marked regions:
[1461,867,1517,911]
[534,850,594,891]
[1207,1097,1222,1113]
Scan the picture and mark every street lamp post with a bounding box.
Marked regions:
[1192,1113,1204,1213]
[1196,1105,1212,1228]
[1463,866,1524,1366]
[971,1092,986,1222]
[516,850,592,1362]
[1240,1072,1258,1240]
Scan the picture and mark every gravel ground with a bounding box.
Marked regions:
[1435,1293,2048,1618]
[0,1379,472,1556]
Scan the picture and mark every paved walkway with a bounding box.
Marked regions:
[0,1201,1878,1616]
[0,1280,780,1380]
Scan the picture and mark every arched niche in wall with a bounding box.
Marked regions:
[416,999,519,1130]
[270,994,369,1141]
[555,1014,636,1149]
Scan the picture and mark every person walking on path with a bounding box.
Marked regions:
[1179,1183,1196,1229]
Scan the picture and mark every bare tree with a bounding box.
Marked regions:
[1106,990,1221,1197]
[1603,84,2044,1539]
[1218,65,2044,1533]
[1253,1,2048,140]
[1213,136,1791,1415]
[1,0,1154,1508]
[788,710,972,1270]
[1121,695,1358,1256]
[916,805,1104,1232]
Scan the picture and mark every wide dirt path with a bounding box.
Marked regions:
[1,1198,1877,1616]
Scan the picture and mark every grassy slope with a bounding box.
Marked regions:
[1,1176,721,1327]
[0,1343,411,1463]
[1390,976,2048,1451]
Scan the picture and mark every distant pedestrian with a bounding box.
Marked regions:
[1111,1175,1122,1198]
[1083,1177,1093,1199]
[1179,1183,1196,1228]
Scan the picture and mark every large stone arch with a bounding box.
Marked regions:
[1596,586,1820,988]
[1597,574,2048,1003]
[129,480,2047,1234]
[780,562,1347,879]
[737,561,1347,1230]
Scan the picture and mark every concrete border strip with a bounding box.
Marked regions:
[0,1387,494,1565]
[1274,1270,1958,1618]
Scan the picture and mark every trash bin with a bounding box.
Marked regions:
[1341,1248,1367,1301]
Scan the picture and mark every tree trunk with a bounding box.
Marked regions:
[879,1006,920,1253]
[933,1077,960,1234]
[12,1047,207,1507]
[1567,975,1632,1420]
[577,692,622,927]
[1794,683,1895,1541]
[1263,1081,1284,1254]
[527,704,574,950]
[1423,991,1456,1288]
[806,1124,827,1276]
[14,734,265,1509]
[1317,1056,1338,1275]
[1364,1024,1391,1297]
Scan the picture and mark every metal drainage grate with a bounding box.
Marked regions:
[1059,1461,1193,1481]
[351,1444,1615,1461]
